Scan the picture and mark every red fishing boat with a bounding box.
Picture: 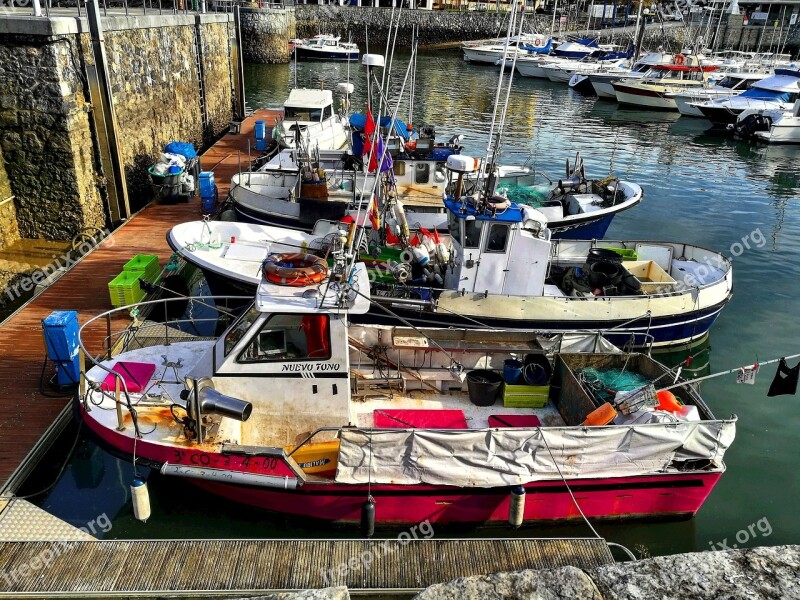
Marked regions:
[78,261,735,526]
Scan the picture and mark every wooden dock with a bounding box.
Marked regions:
[0,537,614,597]
[0,110,280,492]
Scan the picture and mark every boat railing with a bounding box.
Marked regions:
[78,295,250,434]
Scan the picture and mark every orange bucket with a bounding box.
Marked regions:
[656,390,683,413]
[582,402,617,426]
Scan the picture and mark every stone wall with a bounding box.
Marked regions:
[0,12,239,240]
[295,6,550,47]
[240,8,297,63]
[413,545,800,600]
[84,14,237,209]
[0,146,20,250]
[0,33,106,240]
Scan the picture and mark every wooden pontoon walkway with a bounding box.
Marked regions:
[0,537,614,597]
[0,110,280,490]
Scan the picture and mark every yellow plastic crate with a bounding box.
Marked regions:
[503,383,550,408]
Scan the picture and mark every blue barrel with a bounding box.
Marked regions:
[254,120,266,140]
[255,138,267,152]
[201,194,216,213]
[199,171,215,199]
[42,311,80,387]
[503,358,523,385]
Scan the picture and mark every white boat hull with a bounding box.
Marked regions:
[614,87,678,110]
[591,80,619,99]
[516,61,550,78]
[755,120,800,143]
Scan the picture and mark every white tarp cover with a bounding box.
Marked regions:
[335,420,736,487]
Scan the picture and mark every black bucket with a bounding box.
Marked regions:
[586,247,623,266]
[466,370,503,406]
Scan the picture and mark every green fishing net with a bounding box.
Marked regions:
[496,184,551,207]
[578,368,651,404]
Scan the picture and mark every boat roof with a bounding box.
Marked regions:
[654,64,720,72]
[445,198,526,223]
[255,262,371,315]
[285,88,334,109]
[754,70,800,91]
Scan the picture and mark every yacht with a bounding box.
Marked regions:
[734,100,800,144]
[692,69,800,126]
[669,72,771,117]
[273,88,349,152]
[293,35,359,61]
[587,52,675,98]
[612,58,720,110]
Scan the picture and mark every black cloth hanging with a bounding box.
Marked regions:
[767,358,800,397]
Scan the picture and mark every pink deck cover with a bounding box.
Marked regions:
[488,415,542,428]
[373,409,468,429]
[100,361,156,392]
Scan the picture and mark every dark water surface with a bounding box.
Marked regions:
[25,51,800,559]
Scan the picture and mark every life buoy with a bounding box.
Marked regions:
[674,53,686,66]
[262,253,328,286]
[487,195,511,211]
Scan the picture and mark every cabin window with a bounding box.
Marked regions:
[448,211,462,246]
[321,105,333,121]
[224,306,261,356]
[484,223,509,253]
[415,162,430,184]
[464,219,484,248]
[393,162,406,177]
[238,314,331,363]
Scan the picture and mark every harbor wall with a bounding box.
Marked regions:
[413,545,800,599]
[240,8,296,63]
[0,12,238,242]
[294,5,551,47]
[0,147,20,251]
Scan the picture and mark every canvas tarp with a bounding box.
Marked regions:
[335,419,736,487]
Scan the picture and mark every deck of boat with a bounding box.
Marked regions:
[0,109,281,491]
[0,537,614,597]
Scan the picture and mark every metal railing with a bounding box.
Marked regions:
[78,295,249,434]
[2,0,291,19]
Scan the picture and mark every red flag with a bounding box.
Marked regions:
[364,106,376,137]
[385,224,400,245]
[361,106,376,159]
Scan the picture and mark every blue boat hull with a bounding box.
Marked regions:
[551,215,615,240]
[294,48,359,61]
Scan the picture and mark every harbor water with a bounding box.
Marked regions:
[21,50,800,557]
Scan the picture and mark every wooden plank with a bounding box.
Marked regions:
[0,111,280,488]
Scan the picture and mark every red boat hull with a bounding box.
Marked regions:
[83,406,723,525]
[191,472,722,525]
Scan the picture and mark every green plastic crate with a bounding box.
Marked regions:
[607,248,638,261]
[108,271,147,307]
[123,254,160,284]
[503,383,550,408]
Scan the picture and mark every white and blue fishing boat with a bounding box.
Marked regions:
[169,154,728,349]
[228,148,642,240]
[292,35,359,62]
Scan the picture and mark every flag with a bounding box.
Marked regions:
[361,106,376,158]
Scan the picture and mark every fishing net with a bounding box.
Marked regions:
[496,184,551,207]
[578,367,657,414]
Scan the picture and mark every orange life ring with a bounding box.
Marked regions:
[674,53,686,66]
[262,253,328,286]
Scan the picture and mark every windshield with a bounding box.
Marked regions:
[285,106,323,121]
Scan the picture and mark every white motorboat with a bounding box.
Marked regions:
[587,52,675,98]
[273,88,350,152]
[669,72,771,117]
[733,100,800,144]
[462,34,550,65]
[613,58,721,110]
[692,69,800,126]
[292,34,359,61]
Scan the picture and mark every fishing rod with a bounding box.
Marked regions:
[658,352,800,394]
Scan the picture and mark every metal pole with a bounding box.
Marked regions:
[86,0,132,223]
[32,0,43,16]
[232,5,247,120]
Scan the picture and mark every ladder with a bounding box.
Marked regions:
[194,21,209,140]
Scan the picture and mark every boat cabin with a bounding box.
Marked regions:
[282,89,336,125]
